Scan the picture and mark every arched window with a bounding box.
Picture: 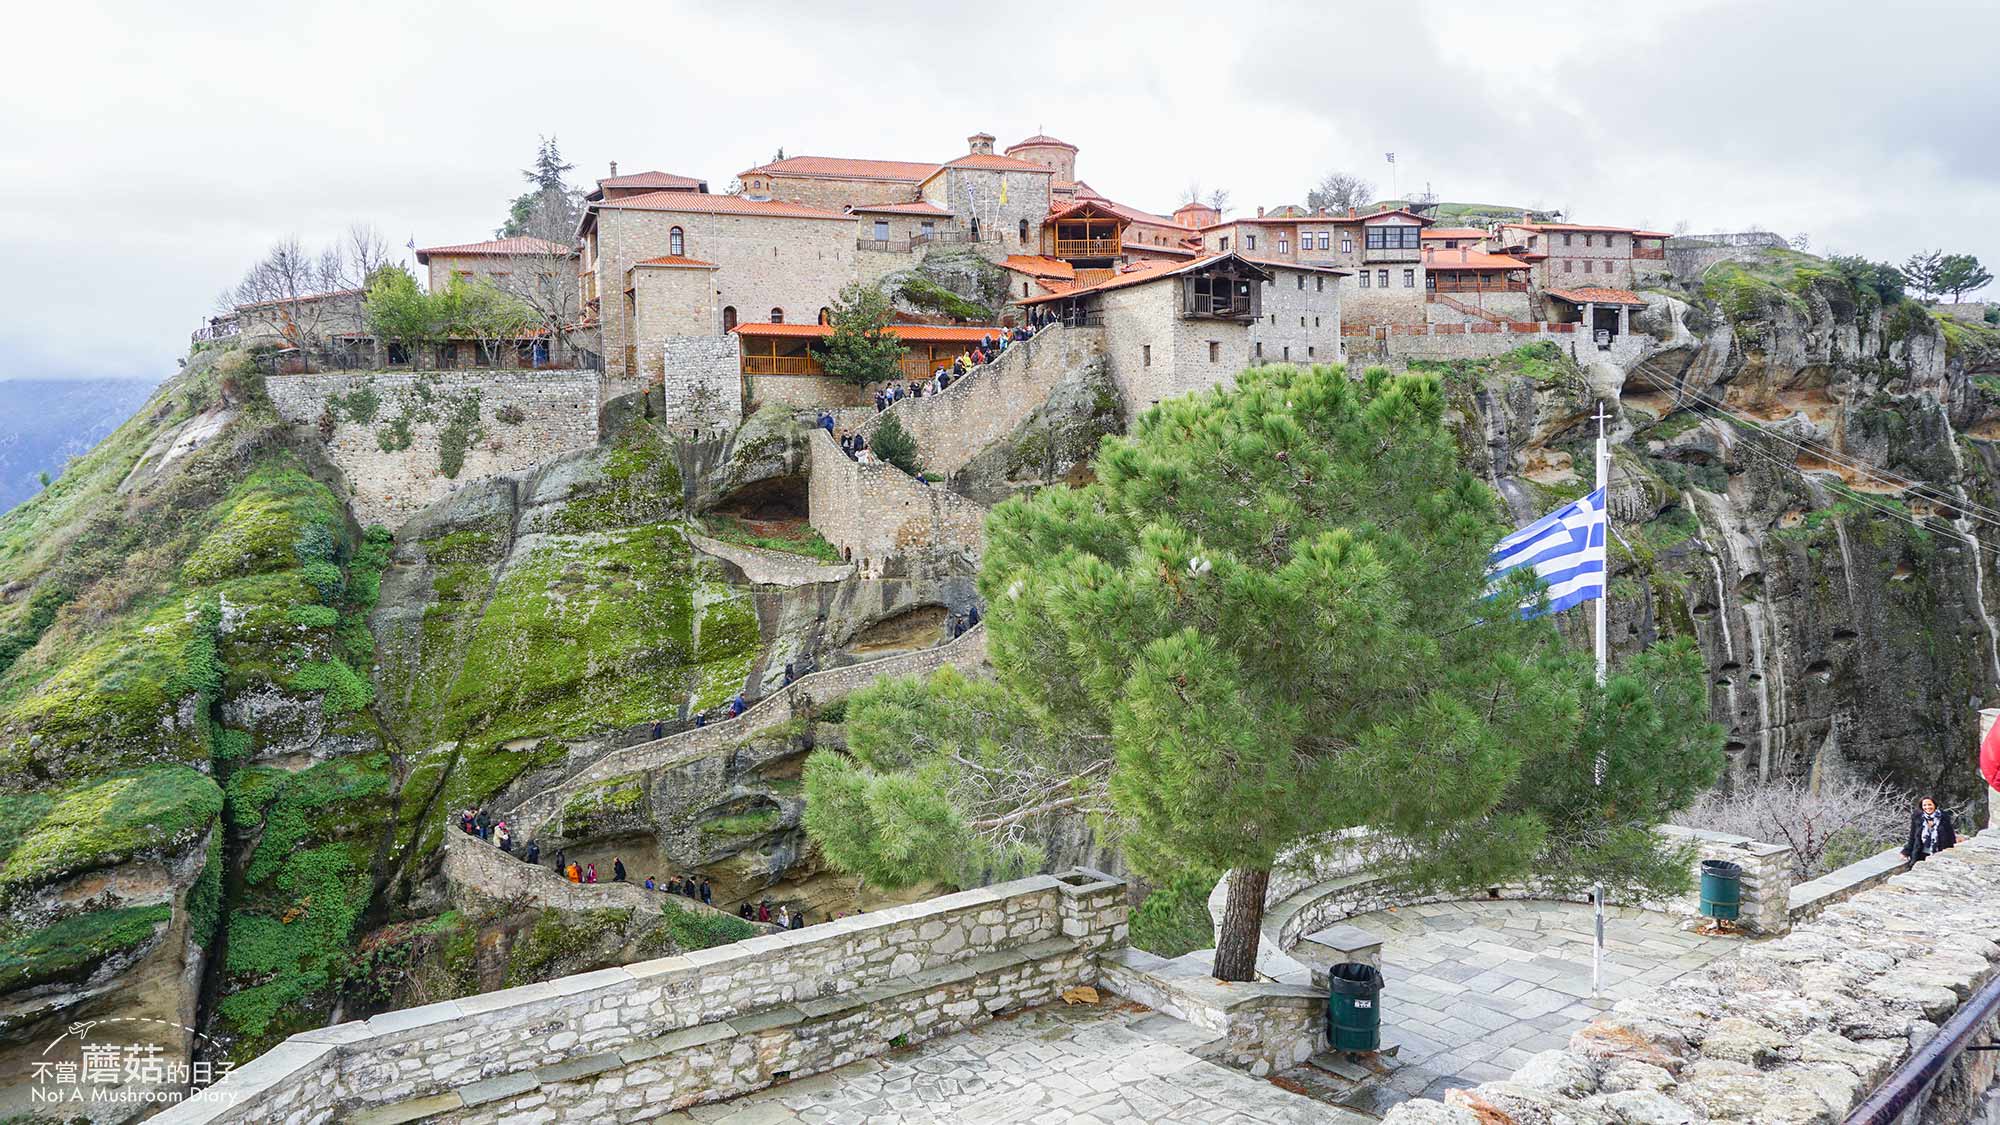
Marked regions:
[722,306,737,330]
[970,218,980,241]
[818,307,832,325]
[1018,218,1029,243]
[669,227,684,256]
[770,308,784,324]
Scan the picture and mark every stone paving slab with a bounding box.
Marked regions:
[658,1002,1369,1124]
[1310,898,1746,1116]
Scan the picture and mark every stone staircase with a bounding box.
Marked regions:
[497,623,988,841]
[1428,292,1509,325]
[440,829,782,934]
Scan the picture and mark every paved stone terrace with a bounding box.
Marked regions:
[1333,899,1745,1114]
[657,1001,1365,1125]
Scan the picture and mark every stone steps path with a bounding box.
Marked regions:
[496,624,988,840]
[441,827,783,935]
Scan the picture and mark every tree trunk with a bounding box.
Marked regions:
[1212,865,1270,982]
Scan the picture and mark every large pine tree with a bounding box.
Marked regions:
[805,363,1721,980]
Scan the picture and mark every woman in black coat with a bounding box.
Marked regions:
[1902,796,1957,865]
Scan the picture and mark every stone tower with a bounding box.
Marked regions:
[1004,133,1078,181]
[967,132,997,156]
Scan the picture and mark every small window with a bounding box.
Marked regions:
[921,221,936,237]
[1315,276,1324,292]
[1300,316,1306,326]
[1283,346,1290,360]
[1318,233,1330,250]
[1403,269,1415,288]
[1278,237,1290,254]
[1024,281,1031,297]
[1378,269,1389,288]
[1208,341,1220,362]
[1584,260,1593,274]
[1255,342,1263,358]
[1143,344,1152,367]
[1019,218,1030,243]
[1563,233,1573,246]
[1246,234,1257,251]
[1583,233,1593,247]
[770,307,784,323]
[722,306,737,330]
[1565,260,1574,273]
[1308,346,1315,357]
[873,220,889,241]
[669,227,684,256]
[1314,316,1320,327]
[970,218,980,240]
[1219,237,1230,251]
[1297,275,1305,290]
[1359,271,1371,288]
[1341,237,1352,254]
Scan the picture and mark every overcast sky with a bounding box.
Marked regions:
[3,0,1993,384]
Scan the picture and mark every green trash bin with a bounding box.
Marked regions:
[1327,962,1383,1052]
[1700,859,1742,922]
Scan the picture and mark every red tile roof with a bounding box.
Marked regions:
[1421,248,1530,271]
[1544,287,1647,306]
[632,255,718,269]
[1005,133,1077,152]
[1421,228,1491,241]
[235,288,363,312]
[848,200,953,216]
[739,155,939,182]
[1240,256,1352,275]
[598,190,849,220]
[416,236,571,261]
[599,170,706,191]
[929,153,1054,175]
[731,323,1004,343]
[1503,222,1644,234]
[1000,255,1077,280]
[1017,253,1281,305]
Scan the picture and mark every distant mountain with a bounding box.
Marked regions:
[0,377,162,513]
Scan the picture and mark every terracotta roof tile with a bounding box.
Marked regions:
[1005,133,1077,152]
[416,236,571,261]
[632,255,718,268]
[599,170,707,190]
[598,191,849,220]
[1421,248,1530,271]
[235,288,363,312]
[1544,287,1647,306]
[848,200,953,216]
[1000,255,1077,280]
[1017,254,1286,305]
[1504,222,1644,234]
[739,155,939,182]
[929,153,1054,175]
[730,322,1004,342]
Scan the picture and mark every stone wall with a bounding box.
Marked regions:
[806,428,987,565]
[837,324,1104,474]
[440,830,780,933]
[1098,947,1324,1076]
[1249,266,1346,367]
[266,369,599,528]
[1656,823,1794,936]
[1786,845,1907,922]
[1338,321,1585,367]
[154,869,1128,1125]
[1378,830,2000,1125]
[743,372,872,414]
[653,336,741,435]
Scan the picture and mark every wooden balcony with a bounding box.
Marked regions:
[1634,246,1667,260]
[741,354,823,376]
[1428,278,1528,295]
[1053,238,1121,258]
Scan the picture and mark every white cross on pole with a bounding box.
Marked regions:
[1592,400,1611,996]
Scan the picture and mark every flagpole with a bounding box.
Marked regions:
[1592,401,1610,996]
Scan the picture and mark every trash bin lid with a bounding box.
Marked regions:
[1328,961,1383,994]
[1700,859,1743,878]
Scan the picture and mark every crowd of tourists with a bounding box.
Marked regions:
[457,808,811,930]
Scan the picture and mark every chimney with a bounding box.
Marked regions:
[968,132,996,155]
[609,161,618,177]
[1460,247,1469,262]
[1256,206,1265,218]
[1348,207,1357,218]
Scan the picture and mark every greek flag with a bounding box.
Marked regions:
[1486,488,1606,618]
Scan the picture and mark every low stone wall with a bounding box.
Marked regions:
[806,427,987,565]
[267,369,599,528]
[1215,825,1797,975]
[656,337,742,435]
[1379,831,2000,1125]
[743,372,872,413]
[1787,845,1907,922]
[1098,947,1323,1076]
[154,868,1128,1125]
[503,625,988,841]
[834,324,1104,476]
[688,533,855,587]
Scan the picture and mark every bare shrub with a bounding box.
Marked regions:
[1676,775,1911,881]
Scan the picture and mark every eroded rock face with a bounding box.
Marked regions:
[1460,294,2000,802]
[951,354,1123,505]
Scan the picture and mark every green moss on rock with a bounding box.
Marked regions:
[0,765,222,901]
[0,904,173,992]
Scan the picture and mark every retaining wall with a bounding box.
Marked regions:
[834,324,1104,475]
[154,868,1128,1125]
[439,830,780,933]
[806,427,987,565]
[267,369,599,528]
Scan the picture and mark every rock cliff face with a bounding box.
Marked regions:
[1459,259,2000,808]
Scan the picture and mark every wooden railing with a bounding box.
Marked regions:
[742,355,821,375]
[1054,238,1121,257]
[1429,279,1528,294]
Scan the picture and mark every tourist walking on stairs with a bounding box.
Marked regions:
[612,857,626,882]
